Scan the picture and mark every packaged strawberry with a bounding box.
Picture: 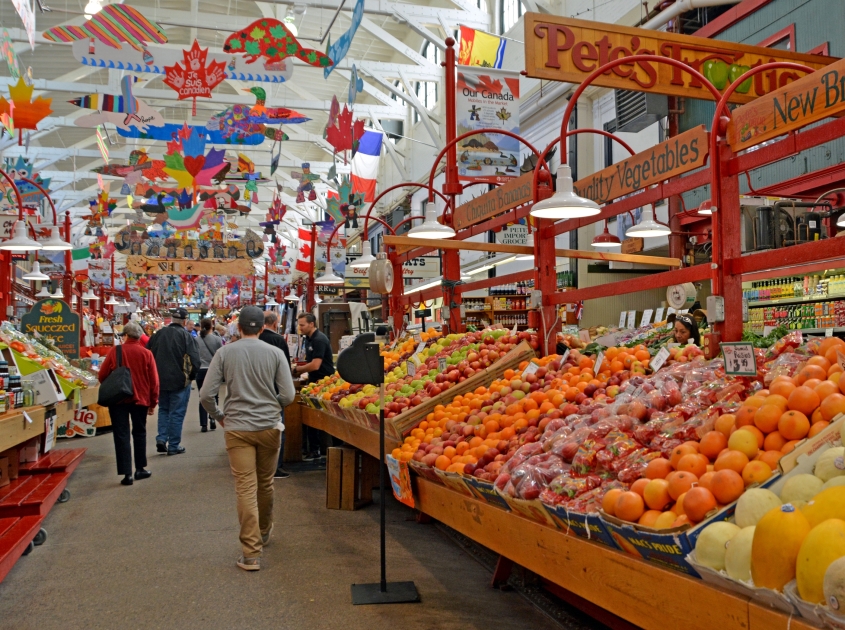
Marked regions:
[596,430,643,472]
[571,437,608,476]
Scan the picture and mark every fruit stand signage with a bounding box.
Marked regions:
[524,14,833,104]
[21,299,80,359]
[573,126,708,204]
[126,255,254,276]
[727,56,845,151]
[722,342,757,376]
[453,172,534,230]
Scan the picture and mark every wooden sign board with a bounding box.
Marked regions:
[727,57,845,151]
[621,237,644,254]
[21,299,80,359]
[573,126,708,204]
[524,14,833,104]
[126,255,254,276]
[453,172,535,230]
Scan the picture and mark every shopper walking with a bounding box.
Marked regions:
[147,307,200,456]
[98,322,159,486]
[293,312,334,460]
[200,306,295,571]
[196,318,223,432]
[259,310,292,479]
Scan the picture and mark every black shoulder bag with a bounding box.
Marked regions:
[97,346,134,406]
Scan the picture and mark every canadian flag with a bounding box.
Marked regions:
[296,227,312,272]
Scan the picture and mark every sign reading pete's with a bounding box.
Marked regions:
[524,14,833,104]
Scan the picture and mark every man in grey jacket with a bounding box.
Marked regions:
[200,306,296,571]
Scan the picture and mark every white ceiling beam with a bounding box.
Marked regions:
[398,69,443,149]
[392,10,447,51]
[359,16,434,67]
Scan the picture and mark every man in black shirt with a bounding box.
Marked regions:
[260,311,292,478]
[294,312,335,459]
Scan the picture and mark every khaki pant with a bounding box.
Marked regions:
[224,428,282,558]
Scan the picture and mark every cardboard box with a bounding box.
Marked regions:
[462,477,511,511]
[0,447,19,480]
[18,438,40,463]
[0,456,9,488]
[546,505,619,550]
[433,468,474,497]
[22,367,66,405]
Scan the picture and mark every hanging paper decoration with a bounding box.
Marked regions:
[224,19,333,69]
[1,29,20,80]
[291,163,321,203]
[326,175,364,226]
[348,64,364,106]
[324,0,364,78]
[70,75,164,131]
[0,77,53,144]
[44,5,167,52]
[2,157,51,206]
[162,125,227,192]
[95,125,110,163]
[163,40,226,115]
[93,150,168,186]
[11,0,35,49]
[206,86,309,142]
[324,95,365,156]
[118,122,266,146]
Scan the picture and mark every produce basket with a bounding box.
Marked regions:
[545,504,618,549]
[462,476,511,511]
[495,486,558,528]
[784,580,827,628]
[822,608,845,630]
[433,468,475,497]
[408,460,440,483]
[685,551,758,600]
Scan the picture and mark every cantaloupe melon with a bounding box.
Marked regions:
[696,521,741,571]
[780,474,824,504]
[752,504,811,591]
[815,447,845,483]
[825,557,845,612]
[823,476,845,491]
[726,526,755,582]
[802,487,845,528]
[735,488,782,528]
[797,518,845,604]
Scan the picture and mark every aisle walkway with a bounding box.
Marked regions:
[0,390,569,630]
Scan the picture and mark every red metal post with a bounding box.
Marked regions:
[306,224,316,312]
[442,37,461,335]
[63,211,72,300]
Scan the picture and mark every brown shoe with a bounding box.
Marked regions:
[237,556,260,571]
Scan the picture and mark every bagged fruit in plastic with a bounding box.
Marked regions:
[571,437,608,475]
[596,430,642,471]
[615,448,662,483]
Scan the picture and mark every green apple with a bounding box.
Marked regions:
[703,59,730,90]
[729,64,752,94]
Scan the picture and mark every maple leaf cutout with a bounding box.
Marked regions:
[325,104,365,154]
[0,77,52,132]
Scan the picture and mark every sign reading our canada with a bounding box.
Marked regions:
[21,299,80,358]
[524,14,833,104]
[453,172,535,230]
[573,126,708,204]
[727,57,845,151]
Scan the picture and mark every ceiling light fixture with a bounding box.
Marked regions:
[697,200,714,215]
[22,261,50,281]
[626,208,672,238]
[35,286,51,298]
[315,270,344,285]
[40,225,72,250]
[592,222,622,248]
[407,207,456,239]
[349,241,376,268]
[84,0,102,20]
[82,289,99,301]
[530,165,601,219]
[1,220,42,251]
[105,295,120,305]
[265,295,279,307]
[52,287,64,299]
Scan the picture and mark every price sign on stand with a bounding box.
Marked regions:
[578,329,592,343]
[407,361,416,377]
[722,342,757,376]
[561,349,570,364]
[640,309,653,327]
[522,362,539,379]
[594,351,605,372]
[511,323,518,335]
[627,310,637,329]
[438,357,447,372]
[826,328,834,337]
[650,347,671,373]
[413,332,422,343]
[415,341,426,357]
[619,311,627,328]
[655,307,665,323]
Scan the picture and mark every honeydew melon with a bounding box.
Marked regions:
[735,489,782,528]
[696,521,741,571]
[725,526,755,582]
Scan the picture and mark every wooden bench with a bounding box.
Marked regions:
[0,472,70,518]
[19,448,86,476]
[0,515,43,584]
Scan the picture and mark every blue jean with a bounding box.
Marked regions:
[156,386,192,451]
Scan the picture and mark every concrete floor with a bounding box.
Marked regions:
[0,390,569,630]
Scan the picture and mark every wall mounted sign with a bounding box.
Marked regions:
[21,300,80,359]
[453,171,535,230]
[126,255,254,276]
[727,56,845,151]
[573,125,708,204]
[345,254,441,279]
[496,224,528,246]
[524,14,833,104]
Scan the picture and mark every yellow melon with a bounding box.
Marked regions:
[815,447,845,483]
[735,488,782,528]
[696,521,741,571]
[797,518,845,604]
[824,557,845,613]
[752,504,811,591]
[802,487,845,528]
[780,474,824,504]
[725,526,755,582]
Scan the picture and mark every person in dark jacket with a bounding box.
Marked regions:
[147,307,200,455]
[259,310,292,478]
[99,322,160,486]
[196,318,223,432]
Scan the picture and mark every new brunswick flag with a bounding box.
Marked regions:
[458,26,506,69]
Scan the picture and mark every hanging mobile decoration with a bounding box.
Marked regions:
[163,40,226,115]
[324,95,365,161]
[0,77,53,144]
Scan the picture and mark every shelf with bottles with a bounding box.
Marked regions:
[743,272,845,306]
[745,297,845,334]
[556,270,576,290]
[495,313,529,328]
[461,297,489,313]
[489,280,534,297]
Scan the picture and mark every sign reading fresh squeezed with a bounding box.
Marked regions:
[524,14,833,104]
[21,299,80,358]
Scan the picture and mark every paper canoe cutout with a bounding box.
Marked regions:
[224,19,333,69]
[325,0,364,78]
[44,5,167,51]
[118,123,265,145]
[163,40,226,115]
[0,77,52,143]
[71,39,293,83]
[70,75,164,131]
[205,86,308,142]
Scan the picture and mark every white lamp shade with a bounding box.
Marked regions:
[52,287,64,299]
[284,292,300,302]
[35,287,51,298]
[838,214,845,228]
[530,165,600,219]
[349,241,376,268]
[40,226,72,251]
[407,207,456,238]
[84,0,102,18]
[265,296,279,306]
[626,208,671,238]
[1,220,42,251]
[22,261,50,281]
[315,270,344,285]
[105,295,120,305]
[82,290,99,300]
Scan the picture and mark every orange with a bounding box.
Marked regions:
[763,431,787,452]
[820,392,845,422]
[644,458,673,480]
[807,355,832,371]
[711,469,745,504]
[630,478,650,497]
[698,471,715,492]
[759,450,783,471]
[819,336,845,358]
[787,386,820,416]
[667,471,698,500]
[728,429,759,459]
[797,364,827,385]
[769,379,797,399]
[764,394,789,410]
[672,514,691,528]
[744,396,766,409]
[742,460,773,486]
[782,440,799,454]
[638,510,662,527]
[830,366,843,380]
[677,453,708,478]
[778,410,810,440]
[814,380,840,401]
[754,404,783,433]
[602,488,624,516]
[735,405,758,428]
[672,492,687,515]
[643,479,672,511]
[809,420,830,437]
[812,408,825,425]
[434,455,451,471]
[614,491,645,522]
[739,425,765,449]
[699,431,728,461]
[803,378,823,391]
[715,449,750,474]
[714,414,737,437]
[684,487,717,523]
[669,444,698,470]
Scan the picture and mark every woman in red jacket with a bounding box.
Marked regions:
[99,321,160,486]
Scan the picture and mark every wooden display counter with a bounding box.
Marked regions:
[282,396,303,463]
[415,478,814,630]
[300,404,400,460]
[0,386,99,452]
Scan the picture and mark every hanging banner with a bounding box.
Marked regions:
[727,57,845,151]
[126,255,254,276]
[268,271,291,287]
[21,300,80,358]
[345,254,441,279]
[524,14,834,104]
[11,0,35,49]
[456,66,520,184]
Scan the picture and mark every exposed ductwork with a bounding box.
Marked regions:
[641,0,743,31]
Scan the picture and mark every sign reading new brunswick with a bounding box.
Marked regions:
[21,299,79,359]
[728,57,845,151]
[524,14,832,104]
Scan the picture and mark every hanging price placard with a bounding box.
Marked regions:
[722,342,757,376]
[655,307,665,323]
[618,311,627,328]
[522,362,539,379]
[650,347,671,373]
[640,309,653,327]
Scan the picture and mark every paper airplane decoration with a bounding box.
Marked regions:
[163,40,226,115]
[348,64,364,105]
[70,75,164,131]
[224,19,333,69]
[0,77,53,144]
[325,0,364,78]
[44,4,167,51]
